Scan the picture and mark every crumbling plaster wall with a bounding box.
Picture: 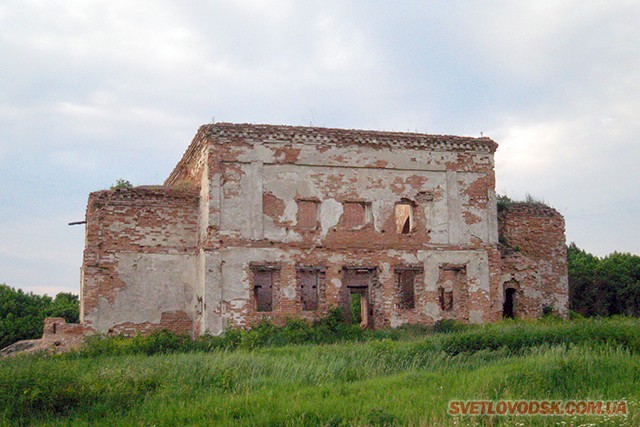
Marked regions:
[81,187,199,335]
[164,130,219,336]
[196,124,502,332]
[209,132,498,248]
[214,247,496,329]
[498,204,569,318]
[81,123,568,337]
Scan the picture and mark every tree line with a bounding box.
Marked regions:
[568,243,640,317]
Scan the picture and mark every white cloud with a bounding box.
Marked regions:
[0,215,85,294]
[51,150,97,172]
[54,97,192,140]
[1,1,202,69]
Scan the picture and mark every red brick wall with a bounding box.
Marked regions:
[498,203,569,318]
[81,186,199,335]
[202,123,501,331]
[165,126,210,187]
[81,123,568,336]
[219,248,497,329]
[107,311,194,336]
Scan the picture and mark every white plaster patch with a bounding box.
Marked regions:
[282,199,298,224]
[229,299,245,309]
[327,253,346,264]
[387,251,419,264]
[424,302,440,320]
[252,145,276,163]
[390,313,407,328]
[379,262,391,276]
[88,253,196,332]
[283,285,296,299]
[469,309,484,324]
[320,198,343,237]
[523,286,543,299]
[371,201,387,232]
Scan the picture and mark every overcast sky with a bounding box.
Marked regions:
[1,0,639,296]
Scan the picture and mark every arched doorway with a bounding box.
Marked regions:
[503,287,517,319]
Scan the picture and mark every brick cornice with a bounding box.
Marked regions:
[203,122,498,153]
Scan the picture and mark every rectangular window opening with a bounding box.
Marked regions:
[298,269,320,311]
[343,202,372,229]
[438,287,453,311]
[395,202,414,234]
[342,268,374,328]
[396,269,418,309]
[437,264,466,312]
[253,269,273,312]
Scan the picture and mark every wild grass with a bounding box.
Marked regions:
[1,317,639,426]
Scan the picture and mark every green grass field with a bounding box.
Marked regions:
[1,317,639,426]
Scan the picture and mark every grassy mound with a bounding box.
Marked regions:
[1,317,639,426]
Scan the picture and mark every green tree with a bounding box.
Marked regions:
[568,243,603,316]
[568,243,640,317]
[0,285,79,349]
[45,293,80,323]
[599,252,640,316]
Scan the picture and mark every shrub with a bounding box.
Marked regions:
[432,319,465,334]
[110,179,133,189]
[78,330,193,357]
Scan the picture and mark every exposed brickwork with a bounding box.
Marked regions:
[342,202,368,230]
[165,127,210,187]
[43,317,93,337]
[498,204,569,318]
[79,122,568,337]
[107,311,193,337]
[203,122,499,152]
[0,318,93,357]
[81,186,199,334]
[296,200,318,230]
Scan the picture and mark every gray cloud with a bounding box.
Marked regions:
[1,0,638,294]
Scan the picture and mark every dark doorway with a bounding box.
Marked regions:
[503,288,516,319]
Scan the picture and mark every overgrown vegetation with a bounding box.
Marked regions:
[68,314,640,357]
[1,318,639,426]
[76,309,435,357]
[568,243,640,317]
[110,178,133,190]
[0,285,78,349]
[496,193,549,212]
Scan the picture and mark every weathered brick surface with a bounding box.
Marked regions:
[79,123,568,336]
[498,204,569,318]
[107,311,193,337]
[1,318,94,357]
[39,318,93,353]
[81,186,199,334]
[43,317,93,337]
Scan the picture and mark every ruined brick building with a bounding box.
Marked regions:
[80,123,568,336]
